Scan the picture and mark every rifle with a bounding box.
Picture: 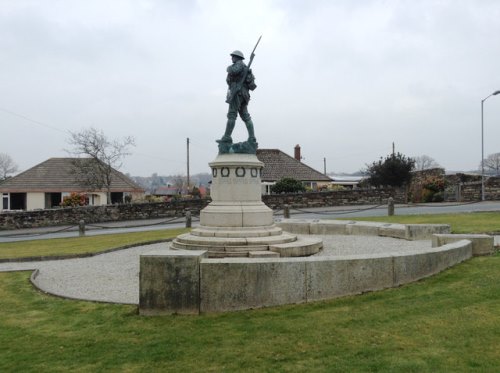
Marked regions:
[225,35,262,104]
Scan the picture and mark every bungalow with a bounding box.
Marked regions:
[256,145,332,194]
[0,158,144,211]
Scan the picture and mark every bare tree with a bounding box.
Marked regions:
[67,127,135,204]
[481,152,500,176]
[170,174,187,194]
[0,153,19,180]
[414,155,441,171]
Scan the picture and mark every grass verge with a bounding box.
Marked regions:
[1,253,499,372]
[338,211,500,234]
[2,212,499,261]
[0,228,189,260]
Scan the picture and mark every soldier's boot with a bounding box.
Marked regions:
[245,120,256,142]
[220,119,235,142]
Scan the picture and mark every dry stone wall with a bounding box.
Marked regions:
[262,188,406,209]
[2,180,500,230]
[0,199,208,230]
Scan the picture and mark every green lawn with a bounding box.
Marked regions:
[1,254,499,372]
[339,211,500,234]
[0,228,189,260]
[1,214,499,371]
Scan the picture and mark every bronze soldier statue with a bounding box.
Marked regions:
[221,50,256,142]
[217,37,261,154]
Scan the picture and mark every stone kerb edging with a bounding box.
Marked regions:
[432,234,494,256]
[197,240,472,313]
[139,238,473,315]
[276,219,452,240]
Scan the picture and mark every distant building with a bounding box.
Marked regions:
[329,175,364,189]
[256,145,332,194]
[153,186,182,198]
[0,158,144,211]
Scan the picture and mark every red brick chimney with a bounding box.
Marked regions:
[294,144,301,161]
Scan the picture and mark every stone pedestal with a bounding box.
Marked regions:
[201,153,273,227]
[171,153,322,257]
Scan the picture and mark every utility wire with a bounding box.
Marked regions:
[0,107,68,134]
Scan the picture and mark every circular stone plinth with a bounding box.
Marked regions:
[170,225,323,258]
[180,153,324,257]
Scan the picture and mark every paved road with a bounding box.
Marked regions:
[1,201,500,242]
[282,201,500,220]
[0,217,196,242]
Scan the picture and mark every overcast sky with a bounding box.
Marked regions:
[1,0,500,177]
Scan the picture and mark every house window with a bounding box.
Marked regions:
[45,192,62,208]
[9,193,26,210]
[2,193,9,210]
[111,192,124,204]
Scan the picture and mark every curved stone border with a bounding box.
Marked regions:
[197,240,472,313]
[139,219,478,315]
[276,219,452,240]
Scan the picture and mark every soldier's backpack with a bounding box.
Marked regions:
[246,68,257,91]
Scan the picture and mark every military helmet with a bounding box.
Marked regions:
[230,50,245,59]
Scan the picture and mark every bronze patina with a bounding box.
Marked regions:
[217,36,261,154]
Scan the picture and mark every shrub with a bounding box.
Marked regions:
[432,192,444,202]
[190,186,201,199]
[421,188,434,203]
[423,176,446,192]
[271,178,306,194]
[61,192,87,207]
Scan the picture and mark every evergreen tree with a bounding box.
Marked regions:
[366,152,415,187]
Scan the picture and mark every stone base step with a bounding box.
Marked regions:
[191,225,283,238]
[270,237,323,257]
[172,232,297,249]
[170,231,323,258]
[249,251,280,258]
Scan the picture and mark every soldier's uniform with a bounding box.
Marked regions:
[221,50,256,142]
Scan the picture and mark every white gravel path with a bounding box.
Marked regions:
[0,235,438,305]
[1,243,169,305]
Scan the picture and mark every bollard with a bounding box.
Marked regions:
[284,204,290,219]
[185,210,192,228]
[78,219,86,237]
[388,197,395,216]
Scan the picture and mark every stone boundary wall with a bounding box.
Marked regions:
[0,199,208,230]
[0,189,404,230]
[3,179,499,230]
[261,188,406,209]
[139,239,472,315]
[458,178,500,201]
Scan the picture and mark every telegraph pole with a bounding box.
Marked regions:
[187,137,190,194]
[323,157,327,175]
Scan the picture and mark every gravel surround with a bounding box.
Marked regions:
[0,235,468,305]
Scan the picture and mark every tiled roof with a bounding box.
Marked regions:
[0,158,144,193]
[256,149,332,182]
[154,186,181,196]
